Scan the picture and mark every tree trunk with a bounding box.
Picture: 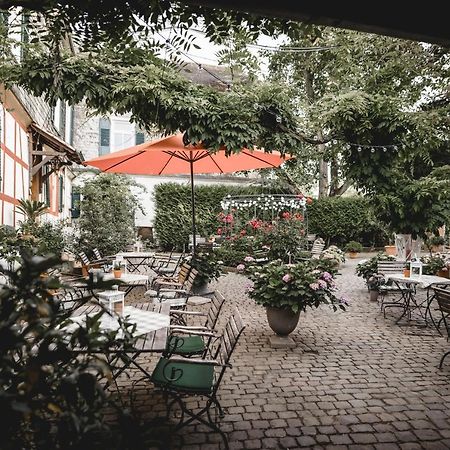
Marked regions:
[304,68,328,199]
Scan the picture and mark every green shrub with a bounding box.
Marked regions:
[307,196,387,247]
[344,241,363,253]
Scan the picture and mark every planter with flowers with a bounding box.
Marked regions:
[344,241,363,259]
[247,260,347,336]
[420,254,450,278]
[320,245,346,268]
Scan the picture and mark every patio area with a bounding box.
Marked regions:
[110,255,450,449]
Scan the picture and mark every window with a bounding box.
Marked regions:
[135,126,145,145]
[42,166,50,206]
[71,189,80,219]
[99,117,110,155]
[58,175,64,213]
[111,118,134,151]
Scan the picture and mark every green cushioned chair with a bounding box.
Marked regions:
[150,307,245,450]
[167,290,226,357]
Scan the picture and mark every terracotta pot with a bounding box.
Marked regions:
[436,270,449,278]
[369,289,379,302]
[113,269,122,279]
[431,245,444,253]
[348,252,358,259]
[403,269,410,278]
[266,306,300,336]
[384,245,397,256]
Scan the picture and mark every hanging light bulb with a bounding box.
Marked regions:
[357,146,362,152]
[383,147,387,152]
[371,148,375,153]
[393,145,398,151]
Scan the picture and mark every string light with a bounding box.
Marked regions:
[348,142,401,153]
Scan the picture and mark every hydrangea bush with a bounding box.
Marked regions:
[246,260,348,314]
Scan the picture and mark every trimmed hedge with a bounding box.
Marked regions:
[154,184,387,249]
[153,183,284,250]
[307,196,387,247]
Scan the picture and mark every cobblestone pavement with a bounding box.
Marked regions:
[113,255,450,449]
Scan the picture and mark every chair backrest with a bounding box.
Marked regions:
[79,252,90,266]
[377,260,405,275]
[182,268,198,293]
[93,248,102,260]
[434,287,450,337]
[214,307,245,368]
[205,290,226,330]
[311,241,325,258]
[177,261,191,284]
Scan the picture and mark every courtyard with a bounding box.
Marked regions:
[110,256,450,449]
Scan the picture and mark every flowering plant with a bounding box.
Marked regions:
[247,260,348,314]
[420,254,450,275]
[321,245,346,264]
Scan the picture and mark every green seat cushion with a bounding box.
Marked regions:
[151,357,214,394]
[167,335,205,355]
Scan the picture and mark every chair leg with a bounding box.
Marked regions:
[169,394,229,449]
[439,350,450,369]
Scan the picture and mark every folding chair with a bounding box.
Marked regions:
[151,261,191,290]
[150,308,245,449]
[145,268,199,308]
[433,287,450,368]
[377,260,414,315]
[311,239,325,259]
[167,290,226,357]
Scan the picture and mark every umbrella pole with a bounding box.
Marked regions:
[190,159,197,255]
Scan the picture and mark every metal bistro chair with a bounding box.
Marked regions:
[377,260,414,316]
[150,307,245,450]
[433,287,450,369]
[167,290,226,357]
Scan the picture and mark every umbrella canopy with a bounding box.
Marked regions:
[85,133,291,251]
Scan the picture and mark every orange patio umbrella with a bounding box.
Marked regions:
[84,133,291,251]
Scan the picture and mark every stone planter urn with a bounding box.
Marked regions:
[266,306,300,336]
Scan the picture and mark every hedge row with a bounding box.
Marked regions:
[153,183,387,250]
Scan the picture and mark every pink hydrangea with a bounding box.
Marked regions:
[318,279,327,288]
[244,256,255,262]
[322,271,333,281]
[309,282,320,291]
[282,274,292,283]
[236,264,246,272]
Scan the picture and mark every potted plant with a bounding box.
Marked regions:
[320,245,346,268]
[384,234,397,256]
[426,235,446,254]
[113,261,123,278]
[247,260,347,336]
[344,241,363,258]
[185,251,222,293]
[356,253,396,286]
[366,274,385,301]
[420,254,450,277]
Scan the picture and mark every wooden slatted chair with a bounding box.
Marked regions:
[150,307,245,450]
[145,268,199,308]
[167,290,226,357]
[151,261,191,291]
[433,287,450,368]
[311,239,325,259]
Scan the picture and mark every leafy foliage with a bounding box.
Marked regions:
[185,251,222,288]
[153,183,284,250]
[247,259,347,314]
[77,174,144,256]
[307,196,388,246]
[355,253,396,280]
[344,241,363,253]
[0,251,138,449]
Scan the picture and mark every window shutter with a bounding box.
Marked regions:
[99,117,111,155]
[59,175,64,213]
[71,191,80,219]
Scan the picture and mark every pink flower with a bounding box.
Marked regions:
[339,296,350,306]
[318,279,327,288]
[309,282,320,291]
[244,256,255,262]
[321,271,333,281]
[236,264,246,272]
[282,274,292,283]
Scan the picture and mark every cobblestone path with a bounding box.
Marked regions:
[115,255,450,449]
